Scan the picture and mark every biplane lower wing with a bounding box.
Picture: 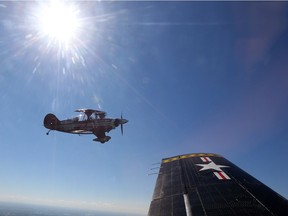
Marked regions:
[92,130,110,143]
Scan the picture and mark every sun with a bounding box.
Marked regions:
[36,0,81,46]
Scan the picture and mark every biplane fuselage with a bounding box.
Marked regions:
[44,109,128,143]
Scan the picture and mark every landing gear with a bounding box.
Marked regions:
[46,130,51,135]
[93,136,111,143]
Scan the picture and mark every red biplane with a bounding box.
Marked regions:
[44,109,128,143]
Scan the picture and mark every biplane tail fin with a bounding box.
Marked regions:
[44,113,60,130]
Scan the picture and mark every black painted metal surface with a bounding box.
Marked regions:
[148,153,288,216]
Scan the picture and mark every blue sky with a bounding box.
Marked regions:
[0,1,288,215]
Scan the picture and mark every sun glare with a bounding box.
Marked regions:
[26,0,96,77]
[36,1,81,46]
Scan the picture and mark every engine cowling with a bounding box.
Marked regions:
[114,119,121,127]
[44,113,60,129]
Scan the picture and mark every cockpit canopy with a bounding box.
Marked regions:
[66,109,107,122]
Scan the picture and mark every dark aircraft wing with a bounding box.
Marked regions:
[148,153,288,216]
[93,130,106,140]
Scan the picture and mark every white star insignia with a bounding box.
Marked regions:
[196,161,229,172]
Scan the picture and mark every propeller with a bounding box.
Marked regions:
[114,113,128,135]
[121,113,124,135]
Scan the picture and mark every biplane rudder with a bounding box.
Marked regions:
[44,113,60,130]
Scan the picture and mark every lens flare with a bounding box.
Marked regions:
[36,0,81,46]
[24,0,89,78]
